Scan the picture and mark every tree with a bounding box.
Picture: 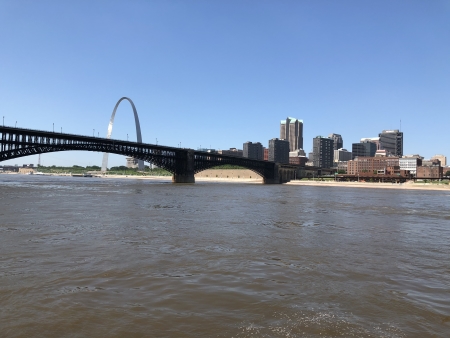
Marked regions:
[110,166,129,171]
[337,170,346,174]
[445,170,450,177]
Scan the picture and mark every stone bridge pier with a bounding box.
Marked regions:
[263,164,298,184]
[172,149,195,183]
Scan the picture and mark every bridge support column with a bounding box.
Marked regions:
[172,173,195,183]
[264,164,282,184]
[172,149,195,183]
[263,164,298,184]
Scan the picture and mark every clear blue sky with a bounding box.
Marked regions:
[1,0,449,167]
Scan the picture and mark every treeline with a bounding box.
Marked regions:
[36,165,171,176]
[210,164,246,169]
[37,165,101,174]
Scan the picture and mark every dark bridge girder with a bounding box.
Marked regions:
[0,126,295,183]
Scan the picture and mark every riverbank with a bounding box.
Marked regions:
[287,180,450,191]
[3,172,449,190]
[100,174,263,183]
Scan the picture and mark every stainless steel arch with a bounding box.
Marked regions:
[101,97,145,172]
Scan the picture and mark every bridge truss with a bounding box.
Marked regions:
[0,126,276,180]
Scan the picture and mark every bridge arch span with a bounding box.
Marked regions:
[101,97,144,172]
[3,144,178,175]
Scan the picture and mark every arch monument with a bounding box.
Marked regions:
[101,97,145,172]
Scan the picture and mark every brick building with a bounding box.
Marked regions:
[347,157,399,175]
[417,159,443,178]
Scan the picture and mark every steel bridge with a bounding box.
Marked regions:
[0,126,297,183]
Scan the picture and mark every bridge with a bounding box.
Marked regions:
[0,126,298,184]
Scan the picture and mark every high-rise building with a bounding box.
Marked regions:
[243,142,263,160]
[280,117,303,152]
[329,133,343,151]
[379,130,403,157]
[352,140,377,159]
[308,151,315,165]
[268,138,290,163]
[312,136,334,168]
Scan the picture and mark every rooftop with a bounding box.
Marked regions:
[280,117,303,124]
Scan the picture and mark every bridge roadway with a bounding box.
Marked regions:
[0,126,298,184]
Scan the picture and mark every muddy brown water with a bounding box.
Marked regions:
[1,175,449,337]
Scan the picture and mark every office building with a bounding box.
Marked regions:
[329,133,343,151]
[399,157,422,175]
[352,140,377,159]
[360,137,381,150]
[289,149,307,166]
[289,149,306,157]
[312,136,334,168]
[334,148,352,163]
[337,161,348,173]
[280,117,303,152]
[126,157,139,168]
[431,154,447,167]
[243,142,263,160]
[268,138,290,163]
[218,148,243,157]
[379,130,403,157]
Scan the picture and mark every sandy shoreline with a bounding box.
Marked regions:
[101,174,263,184]
[91,176,450,190]
[286,180,450,191]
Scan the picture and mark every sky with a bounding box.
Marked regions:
[1,0,449,167]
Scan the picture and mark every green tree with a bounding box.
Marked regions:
[337,170,346,174]
[445,170,450,177]
[109,166,129,171]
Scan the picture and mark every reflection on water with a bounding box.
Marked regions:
[0,175,449,337]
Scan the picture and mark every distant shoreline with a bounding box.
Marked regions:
[286,180,450,191]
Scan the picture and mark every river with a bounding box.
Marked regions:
[0,175,449,337]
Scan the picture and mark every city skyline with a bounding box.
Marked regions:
[1,1,449,167]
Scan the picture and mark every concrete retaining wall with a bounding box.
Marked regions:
[195,169,262,180]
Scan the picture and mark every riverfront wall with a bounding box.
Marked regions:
[195,169,262,180]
